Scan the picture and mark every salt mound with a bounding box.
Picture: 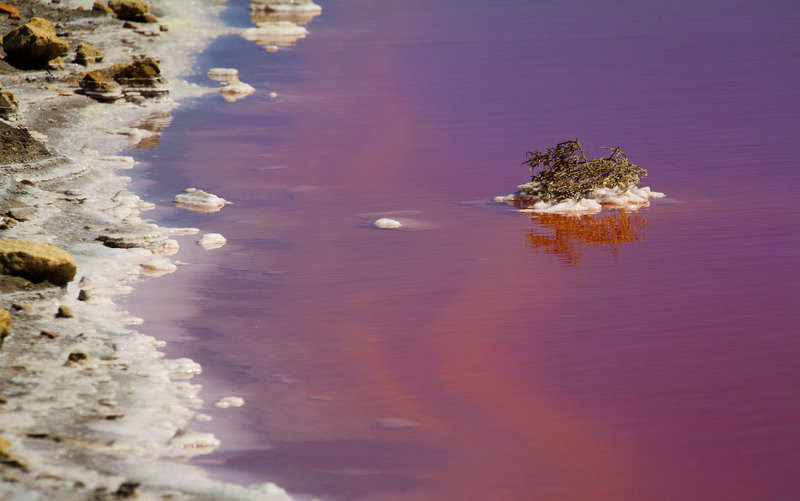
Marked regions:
[140,256,177,276]
[214,396,245,408]
[375,218,402,229]
[498,185,665,215]
[242,21,308,46]
[173,188,229,213]
[250,0,322,12]
[218,77,256,102]
[198,233,226,250]
[207,67,238,81]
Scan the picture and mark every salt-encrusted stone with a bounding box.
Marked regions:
[78,72,124,102]
[140,256,176,276]
[169,429,221,456]
[198,233,226,250]
[242,21,308,47]
[214,396,245,408]
[218,77,255,102]
[173,188,228,213]
[207,68,238,81]
[374,218,402,229]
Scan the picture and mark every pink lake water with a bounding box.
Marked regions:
[124,0,800,500]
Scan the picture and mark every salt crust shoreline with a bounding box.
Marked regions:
[0,0,312,499]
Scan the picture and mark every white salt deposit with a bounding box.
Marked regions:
[375,218,402,229]
[198,233,227,249]
[242,21,309,46]
[207,67,239,80]
[500,185,665,215]
[173,188,229,212]
[250,0,322,13]
[169,429,221,457]
[168,227,201,235]
[218,77,256,102]
[214,396,245,408]
[140,257,177,276]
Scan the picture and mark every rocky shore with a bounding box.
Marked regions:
[0,0,319,499]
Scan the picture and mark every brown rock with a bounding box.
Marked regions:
[47,56,65,71]
[92,0,114,15]
[0,309,10,346]
[40,330,59,339]
[2,17,70,69]
[0,3,21,20]
[74,42,103,66]
[66,350,89,363]
[0,217,17,230]
[141,12,158,23]
[0,239,77,286]
[102,57,167,96]
[0,90,18,117]
[56,305,74,318]
[108,0,151,21]
[6,207,37,221]
[78,71,123,101]
[0,436,27,470]
[108,57,160,82]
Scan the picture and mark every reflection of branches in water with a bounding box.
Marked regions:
[525,210,647,265]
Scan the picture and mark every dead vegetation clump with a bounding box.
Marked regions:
[518,139,648,203]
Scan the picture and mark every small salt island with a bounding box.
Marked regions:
[496,139,664,214]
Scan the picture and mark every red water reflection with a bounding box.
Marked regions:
[125,0,800,500]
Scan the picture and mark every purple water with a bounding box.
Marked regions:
[124,1,800,499]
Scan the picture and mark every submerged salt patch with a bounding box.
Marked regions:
[375,218,402,229]
[214,396,245,408]
[373,418,421,430]
[198,233,226,249]
[173,188,229,212]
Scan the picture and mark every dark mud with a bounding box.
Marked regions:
[0,122,50,163]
